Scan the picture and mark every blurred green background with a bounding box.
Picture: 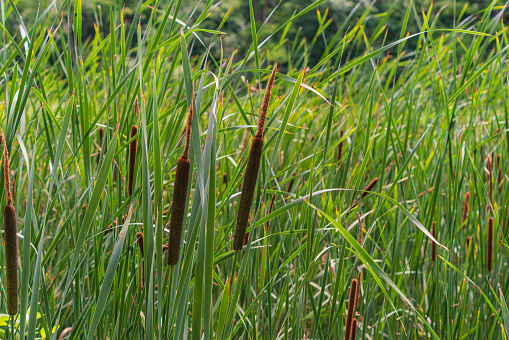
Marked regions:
[8,0,495,67]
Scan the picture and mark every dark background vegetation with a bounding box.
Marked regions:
[10,0,496,66]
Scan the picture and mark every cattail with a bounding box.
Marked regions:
[356,213,363,247]
[286,172,296,193]
[487,217,493,272]
[354,270,362,311]
[128,122,138,197]
[350,319,358,340]
[431,221,436,262]
[497,154,502,194]
[461,192,470,227]
[3,137,17,315]
[466,236,471,255]
[361,178,378,199]
[350,178,379,210]
[167,90,194,266]
[104,214,128,235]
[136,232,145,286]
[233,65,277,251]
[344,279,358,340]
[223,173,228,185]
[337,129,345,162]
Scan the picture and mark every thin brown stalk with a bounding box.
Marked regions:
[136,232,145,286]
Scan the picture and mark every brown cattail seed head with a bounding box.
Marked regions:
[167,157,191,265]
[233,136,264,251]
[4,203,18,315]
[361,178,378,199]
[286,172,296,193]
[3,139,17,315]
[350,318,358,340]
[462,192,470,227]
[466,236,471,255]
[354,270,362,311]
[128,124,138,197]
[167,93,194,266]
[234,67,276,251]
[487,217,493,272]
[345,279,358,340]
[356,213,363,247]
[431,221,436,262]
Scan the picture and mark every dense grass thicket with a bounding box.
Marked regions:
[1,0,509,339]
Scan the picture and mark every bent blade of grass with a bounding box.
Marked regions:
[53,131,118,338]
[28,94,73,340]
[85,215,131,340]
[307,202,441,339]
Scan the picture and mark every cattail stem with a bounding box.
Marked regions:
[487,217,493,272]
[136,232,145,286]
[431,221,436,262]
[167,93,194,266]
[233,65,277,251]
[345,279,358,340]
[128,124,138,197]
[3,138,17,315]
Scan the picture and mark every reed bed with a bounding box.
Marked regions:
[0,1,508,339]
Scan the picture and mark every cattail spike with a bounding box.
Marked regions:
[345,279,358,340]
[136,232,145,286]
[354,270,362,311]
[255,64,277,139]
[234,68,277,251]
[128,124,138,197]
[487,217,493,272]
[356,213,363,247]
[3,137,17,315]
[462,192,470,227]
[167,91,194,266]
[361,178,378,199]
[350,319,358,340]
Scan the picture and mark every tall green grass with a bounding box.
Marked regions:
[0,0,508,339]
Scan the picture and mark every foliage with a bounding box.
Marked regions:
[0,0,508,339]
